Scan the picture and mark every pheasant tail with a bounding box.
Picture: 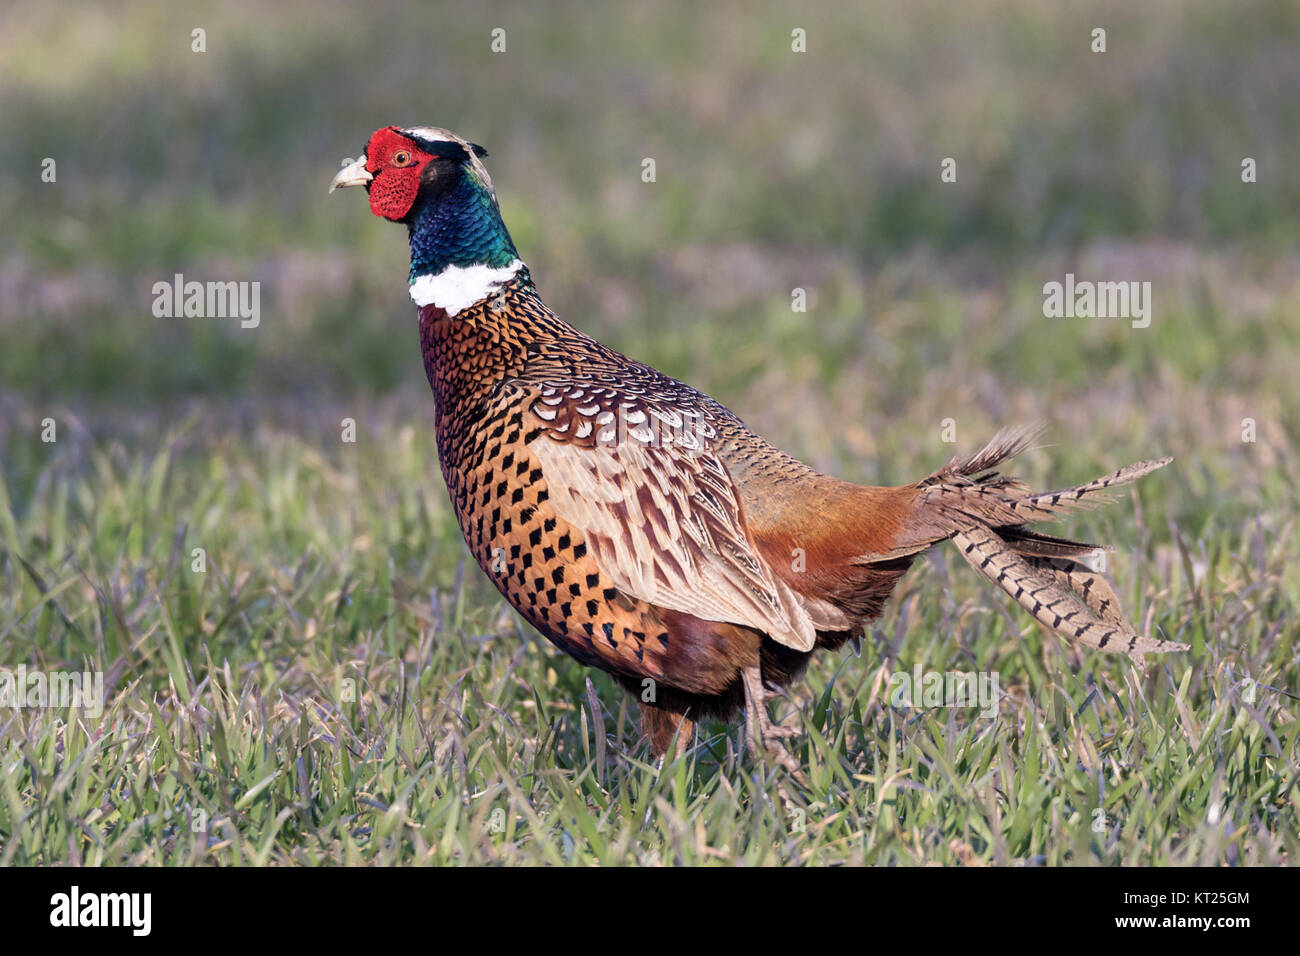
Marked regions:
[915,429,1187,663]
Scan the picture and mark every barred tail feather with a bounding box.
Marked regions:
[912,457,1175,535]
[1020,554,1128,628]
[894,429,1184,664]
[952,523,1188,663]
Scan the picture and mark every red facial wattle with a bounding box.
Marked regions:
[364,127,433,221]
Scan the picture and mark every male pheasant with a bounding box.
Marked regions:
[330,125,1187,772]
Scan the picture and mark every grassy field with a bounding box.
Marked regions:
[1,0,1297,865]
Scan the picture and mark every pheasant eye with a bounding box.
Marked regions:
[393,150,411,166]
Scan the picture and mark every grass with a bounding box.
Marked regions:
[1,0,1298,865]
[1,326,1296,865]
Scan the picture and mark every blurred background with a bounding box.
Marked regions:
[4,0,1297,446]
[4,0,1298,626]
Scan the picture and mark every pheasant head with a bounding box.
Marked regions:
[331,125,522,315]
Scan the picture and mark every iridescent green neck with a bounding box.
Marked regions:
[407,169,518,281]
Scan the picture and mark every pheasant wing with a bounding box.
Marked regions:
[513,378,818,652]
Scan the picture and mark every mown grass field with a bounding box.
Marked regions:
[1,0,1297,865]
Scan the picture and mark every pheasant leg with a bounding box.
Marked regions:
[741,666,806,785]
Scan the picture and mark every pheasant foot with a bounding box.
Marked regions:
[741,665,808,787]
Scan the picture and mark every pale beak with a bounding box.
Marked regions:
[329,156,373,193]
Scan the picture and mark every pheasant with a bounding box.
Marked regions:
[330,125,1188,773]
